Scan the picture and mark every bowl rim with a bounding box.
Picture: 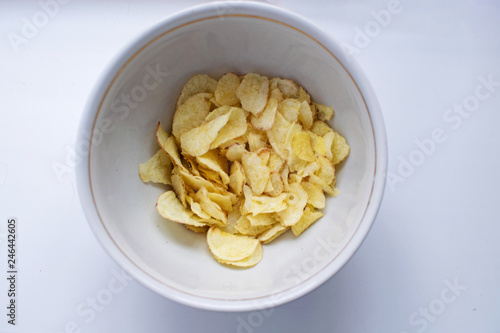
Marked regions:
[76,0,387,312]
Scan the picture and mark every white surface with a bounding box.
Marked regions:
[0,0,498,332]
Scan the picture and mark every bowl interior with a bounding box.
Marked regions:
[88,13,376,305]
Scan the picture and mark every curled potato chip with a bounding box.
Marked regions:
[301,181,326,209]
[229,161,245,196]
[267,112,293,160]
[274,78,299,99]
[196,150,230,185]
[180,111,231,156]
[243,185,288,215]
[331,131,351,165]
[139,149,172,185]
[215,73,240,106]
[194,187,227,224]
[316,155,335,185]
[217,242,263,268]
[247,213,276,227]
[258,223,288,244]
[278,98,301,123]
[185,224,209,233]
[207,226,259,262]
[171,167,187,207]
[236,73,269,116]
[156,191,207,227]
[250,97,278,131]
[177,74,217,108]
[242,151,270,196]
[172,93,213,140]
[311,120,332,136]
[225,143,246,162]
[291,206,324,237]
[309,132,327,156]
[235,215,272,237]
[264,171,284,197]
[292,130,316,163]
[314,102,334,121]
[178,168,225,194]
[298,101,313,129]
[276,183,308,227]
[211,108,248,149]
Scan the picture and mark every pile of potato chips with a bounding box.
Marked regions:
[139,73,350,268]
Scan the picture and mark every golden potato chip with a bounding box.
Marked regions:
[196,150,230,185]
[178,168,225,194]
[225,143,247,162]
[242,151,270,195]
[176,74,217,109]
[258,223,288,244]
[193,187,227,224]
[278,98,301,123]
[229,161,245,196]
[256,147,271,166]
[207,226,259,262]
[264,171,284,197]
[221,208,241,235]
[208,191,233,212]
[247,130,268,153]
[186,195,213,220]
[276,183,308,227]
[215,73,240,106]
[182,153,201,176]
[269,87,284,102]
[275,78,299,99]
[267,150,285,173]
[331,131,350,165]
[298,86,311,104]
[217,242,263,268]
[139,149,172,185]
[156,191,207,227]
[310,120,332,136]
[185,224,209,233]
[309,132,327,156]
[243,185,288,215]
[235,215,272,237]
[291,130,316,163]
[267,112,293,160]
[298,101,313,129]
[236,73,269,116]
[171,167,187,207]
[314,102,334,121]
[296,161,319,178]
[247,213,276,227]
[316,155,335,185]
[301,181,326,209]
[291,206,324,237]
[211,107,248,149]
[172,92,212,140]
[308,174,337,196]
[205,105,233,122]
[322,130,335,161]
[250,97,278,131]
[180,111,231,156]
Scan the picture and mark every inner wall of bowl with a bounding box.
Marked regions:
[90,15,375,300]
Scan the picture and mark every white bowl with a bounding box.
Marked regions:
[76,1,387,312]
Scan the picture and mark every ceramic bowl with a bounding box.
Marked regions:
[76,1,387,311]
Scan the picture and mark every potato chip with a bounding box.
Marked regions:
[180,111,231,156]
[291,130,316,163]
[172,92,212,140]
[215,73,240,106]
[235,215,272,237]
[193,187,227,224]
[171,167,187,207]
[176,74,217,108]
[316,155,335,185]
[331,131,351,165]
[247,130,268,153]
[139,149,172,185]
[236,73,269,116]
[276,183,308,226]
[298,86,311,104]
[278,98,301,123]
[242,151,270,195]
[178,168,225,194]
[267,112,293,160]
[269,87,284,102]
[264,171,284,197]
[207,226,259,262]
[229,161,245,196]
[314,102,334,121]
[267,150,285,173]
[298,101,313,129]
[301,181,326,209]
[309,132,327,156]
[275,78,299,99]
[208,191,233,212]
[243,185,288,215]
[322,130,335,161]
[225,143,247,162]
[291,206,324,237]
[156,191,207,227]
[205,105,233,122]
[211,107,248,149]
[186,195,212,220]
[258,223,288,244]
[217,242,263,268]
[310,120,332,136]
[196,150,230,185]
[250,97,278,131]
[185,224,209,233]
[247,213,276,227]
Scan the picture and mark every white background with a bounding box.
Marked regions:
[1,0,499,332]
